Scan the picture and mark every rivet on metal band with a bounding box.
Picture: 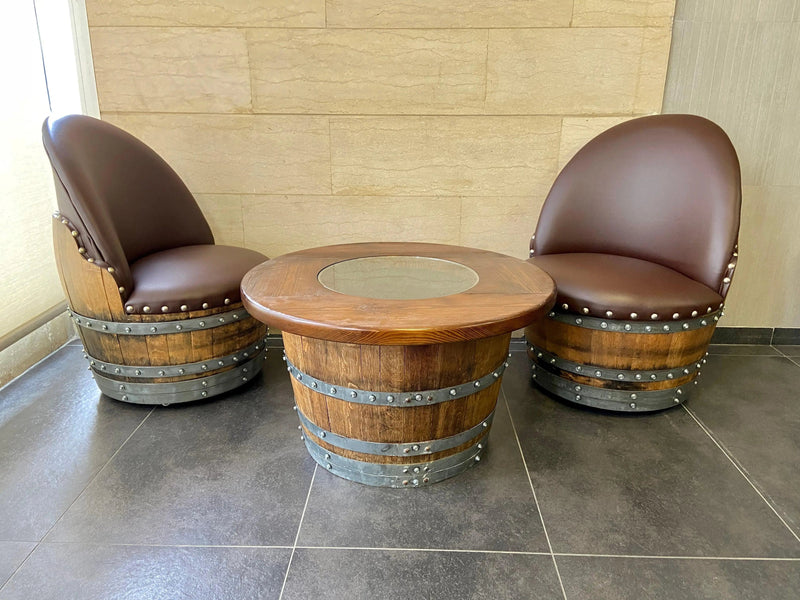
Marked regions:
[70,307,252,335]
[92,347,265,405]
[304,433,486,488]
[548,309,721,334]
[295,406,493,457]
[527,343,701,382]
[284,355,507,407]
[85,338,268,378]
[532,367,690,412]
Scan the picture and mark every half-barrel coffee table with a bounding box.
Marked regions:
[241,242,555,487]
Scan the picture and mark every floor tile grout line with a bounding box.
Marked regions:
[292,546,800,561]
[27,542,295,549]
[0,545,38,593]
[295,545,553,556]
[681,405,800,544]
[0,406,156,593]
[553,552,800,561]
[502,387,569,600]
[772,345,800,368]
[278,464,317,600]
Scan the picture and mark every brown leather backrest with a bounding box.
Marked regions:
[532,114,741,293]
[42,115,213,293]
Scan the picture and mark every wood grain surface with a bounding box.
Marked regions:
[525,317,715,393]
[284,332,510,465]
[242,242,555,345]
[53,218,266,385]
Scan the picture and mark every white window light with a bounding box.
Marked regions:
[34,0,98,117]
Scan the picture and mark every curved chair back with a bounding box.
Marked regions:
[532,114,741,293]
[42,115,213,293]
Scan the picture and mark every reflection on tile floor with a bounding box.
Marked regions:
[1,342,798,599]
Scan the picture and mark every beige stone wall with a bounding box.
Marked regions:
[664,0,800,327]
[86,0,675,263]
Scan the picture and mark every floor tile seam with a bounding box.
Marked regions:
[278,464,317,600]
[681,405,800,544]
[769,345,800,365]
[553,552,800,561]
[708,352,784,357]
[24,541,295,550]
[38,407,157,545]
[0,408,155,592]
[293,545,552,556]
[501,388,569,600]
[0,545,37,594]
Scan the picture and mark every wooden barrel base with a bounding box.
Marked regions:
[526,310,716,412]
[91,344,267,405]
[302,431,487,488]
[71,306,268,405]
[283,332,510,487]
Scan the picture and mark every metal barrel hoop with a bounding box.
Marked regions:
[92,346,267,405]
[295,406,493,458]
[284,355,508,407]
[547,309,722,334]
[532,365,689,412]
[70,307,253,335]
[528,343,703,383]
[303,434,486,488]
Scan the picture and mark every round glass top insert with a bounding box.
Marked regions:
[317,255,480,300]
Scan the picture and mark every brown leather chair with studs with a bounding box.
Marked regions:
[525,114,741,412]
[43,114,268,405]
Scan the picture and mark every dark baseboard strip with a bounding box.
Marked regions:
[711,327,799,345]
[269,329,800,349]
[271,329,800,349]
[772,328,800,345]
[711,327,773,345]
[0,304,69,353]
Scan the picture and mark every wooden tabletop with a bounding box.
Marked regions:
[241,242,555,345]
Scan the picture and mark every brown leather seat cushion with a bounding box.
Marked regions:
[126,245,267,313]
[529,253,723,320]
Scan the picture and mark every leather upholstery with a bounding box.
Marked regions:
[42,114,268,313]
[532,115,741,295]
[127,245,267,313]
[530,253,723,319]
[42,115,214,296]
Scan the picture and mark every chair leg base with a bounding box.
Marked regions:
[530,362,692,412]
[89,345,267,405]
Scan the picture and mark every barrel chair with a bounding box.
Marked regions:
[42,114,268,405]
[525,114,741,412]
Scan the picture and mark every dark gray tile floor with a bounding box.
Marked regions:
[1,341,799,599]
